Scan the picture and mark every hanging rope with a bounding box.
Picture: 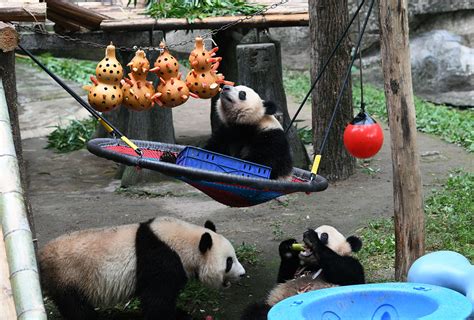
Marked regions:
[284,0,367,134]
[356,0,365,113]
[310,0,375,179]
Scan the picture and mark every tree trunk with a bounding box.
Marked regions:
[379,0,425,281]
[236,42,310,169]
[309,0,355,180]
[210,30,242,132]
[0,23,37,249]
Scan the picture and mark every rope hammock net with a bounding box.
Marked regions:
[87,138,328,207]
[18,0,373,208]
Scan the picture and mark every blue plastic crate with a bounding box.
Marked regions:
[176,147,271,179]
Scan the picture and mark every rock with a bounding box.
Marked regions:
[410,30,474,107]
[271,0,474,72]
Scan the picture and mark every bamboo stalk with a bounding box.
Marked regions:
[0,228,16,320]
[0,82,47,320]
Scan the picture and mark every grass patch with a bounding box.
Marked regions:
[296,125,312,145]
[282,70,474,152]
[235,242,260,266]
[177,279,222,318]
[46,117,98,153]
[17,53,96,86]
[356,170,474,282]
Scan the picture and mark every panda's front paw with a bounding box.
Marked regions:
[279,239,299,260]
[303,229,321,250]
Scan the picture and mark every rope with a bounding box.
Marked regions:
[310,0,375,179]
[284,0,366,134]
[17,44,143,156]
[356,0,365,112]
[12,0,289,52]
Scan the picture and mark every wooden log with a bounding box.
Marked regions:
[0,3,46,22]
[0,22,18,53]
[236,42,310,169]
[101,13,309,32]
[20,29,163,50]
[0,229,16,320]
[379,0,425,280]
[46,0,108,30]
[47,10,82,33]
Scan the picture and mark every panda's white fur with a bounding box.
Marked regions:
[40,217,245,319]
[206,85,293,180]
[216,86,281,131]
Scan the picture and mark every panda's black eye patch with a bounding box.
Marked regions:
[320,232,329,244]
[238,91,246,100]
[225,257,233,273]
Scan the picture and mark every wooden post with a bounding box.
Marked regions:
[0,22,37,246]
[309,0,355,180]
[236,42,310,169]
[379,0,425,280]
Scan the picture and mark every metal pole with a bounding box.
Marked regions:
[0,82,47,320]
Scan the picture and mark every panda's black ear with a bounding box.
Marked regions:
[347,236,362,253]
[204,220,216,232]
[263,101,278,115]
[199,232,213,253]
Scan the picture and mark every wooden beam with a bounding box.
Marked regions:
[47,9,81,33]
[0,22,18,52]
[46,0,108,30]
[0,229,16,320]
[101,13,309,32]
[0,3,46,22]
[19,29,163,49]
[379,0,425,280]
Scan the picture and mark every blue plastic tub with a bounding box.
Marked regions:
[176,147,271,179]
[268,283,473,320]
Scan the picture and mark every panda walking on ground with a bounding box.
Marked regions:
[205,85,293,180]
[241,225,365,320]
[39,216,246,320]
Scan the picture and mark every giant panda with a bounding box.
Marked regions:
[39,216,246,320]
[241,225,365,320]
[205,85,293,180]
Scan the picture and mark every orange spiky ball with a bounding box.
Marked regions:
[185,37,233,99]
[83,43,124,112]
[150,42,197,108]
[121,50,155,111]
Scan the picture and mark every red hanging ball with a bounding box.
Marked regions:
[344,112,384,159]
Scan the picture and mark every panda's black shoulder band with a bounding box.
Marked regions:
[263,101,278,115]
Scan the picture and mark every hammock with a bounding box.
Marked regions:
[87,138,328,207]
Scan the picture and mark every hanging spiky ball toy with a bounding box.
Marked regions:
[121,50,155,111]
[150,42,197,108]
[83,42,123,112]
[186,37,234,99]
[343,112,384,159]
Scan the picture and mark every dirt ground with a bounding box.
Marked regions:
[17,62,473,319]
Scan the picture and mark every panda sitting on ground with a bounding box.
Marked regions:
[205,85,293,180]
[39,216,246,320]
[241,225,365,320]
